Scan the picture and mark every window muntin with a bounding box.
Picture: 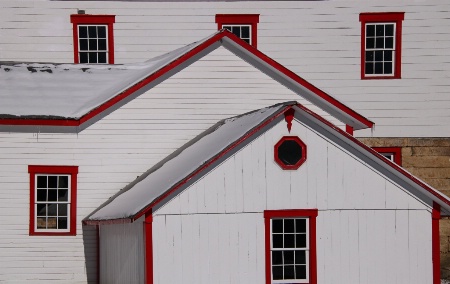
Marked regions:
[77,24,108,64]
[222,24,252,45]
[70,14,115,64]
[215,14,259,48]
[359,12,404,79]
[271,218,309,282]
[29,165,78,236]
[364,23,396,76]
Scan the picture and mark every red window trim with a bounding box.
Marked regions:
[432,202,441,284]
[264,209,318,284]
[359,12,405,80]
[70,14,116,64]
[28,165,79,236]
[215,14,260,48]
[372,147,402,166]
[145,213,153,284]
[274,136,307,170]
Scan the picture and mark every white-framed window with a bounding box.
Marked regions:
[271,218,310,283]
[28,165,78,236]
[77,24,109,64]
[222,24,252,45]
[364,22,396,76]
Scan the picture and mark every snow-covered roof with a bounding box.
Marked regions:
[0,30,373,132]
[84,101,450,225]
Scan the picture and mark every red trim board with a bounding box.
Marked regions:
[432,202,441,284]
[144,214,153,284]
[215,14,260,48]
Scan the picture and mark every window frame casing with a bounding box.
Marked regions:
[359,12,405,79]
[28,165,79,236]
[274,136,307,170]
[70,14,115,64]
[215,14,260,48]
[264,209,318,284]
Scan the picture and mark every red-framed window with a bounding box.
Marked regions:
[359,12,404,79]
[70,14,115,64]
[274,136,307,170]
[372,147,402,166]
[264,209,318,284]
[28,165,78,236]
[215,14,260,48]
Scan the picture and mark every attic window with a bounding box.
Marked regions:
[215,14,260,48]
[70,14,115,64]
[275,136,307,170]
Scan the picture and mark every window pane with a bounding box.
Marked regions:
[272,251,283,265]
[231,26,241,38]
[79,26,88,38]
[296,219,306,233]
[366,38,375,49]
[385,50,393,61]
[48,176,57,188]
[273,234,283,248]
[98,52,107,64]
[223,25,231,31]
[296,233,307,248]
[273,219,283,233]
[37,189,47,201]
[98,39,107,51]
[98,26,107,38]
[385,24,394,36]
[385,37,394,49]
[284,265,295,280]
[284,250,294,264]
[88,26,97,38]
[284,219,295,233]
[375,50,383,61]
[376,25,384,36]
[58,217,68,229]
[80,52,88,63]
[384,62,393,74]
[284,234,295,248]
[89,39,97,51]
[80,39,88,51]
[58,204,68,216]
[375,62,383,74]
[273,266,283,280]
[375,38,384,49]
[58,189,68,202]
[47,217,57,229]
[48,189,57,201]
[37,176,47,188]
[47,204,57,216]
[58,176,68,188]
[366,25,375,37]
[37,217,46,229]
[241,26,250,38]
[365,63,374,74]
[37,204,47,216]
[295,250,306,264]
[89,52,97,63]
[295,265,307,279]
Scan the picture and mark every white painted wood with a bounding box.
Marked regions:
[99,218,145,284]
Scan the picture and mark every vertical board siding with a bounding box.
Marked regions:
[99,218,144,284]
[1,1,450,136]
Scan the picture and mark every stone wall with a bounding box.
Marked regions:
[359,137,450,278]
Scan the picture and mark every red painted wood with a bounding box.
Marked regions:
[215,14,260,48]
[359,12,405,80]
[264,209,318,284]
[432,202,441,284]
[144,214,153,284]
[284,108,295,132]
[345,125,354,135]
[70,14,116,64]
[372,147,402,166]
[274,136,307,170]
[28,165,78,236]
[96,225,100,284]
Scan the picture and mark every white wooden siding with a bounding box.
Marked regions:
[1,0,450,137]
[99,218,145,284]
[152,210,432,284]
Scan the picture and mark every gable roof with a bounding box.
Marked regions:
[0,30,373,133]
[83,101,450,225]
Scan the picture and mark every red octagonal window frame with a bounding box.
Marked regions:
[274,136,307,170]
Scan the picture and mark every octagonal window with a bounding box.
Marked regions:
[274,136,307,170]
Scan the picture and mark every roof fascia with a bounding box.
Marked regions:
[219,34,374,130]
[292,104,450,216]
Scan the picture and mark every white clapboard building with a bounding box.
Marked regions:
[1,1,450,283]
